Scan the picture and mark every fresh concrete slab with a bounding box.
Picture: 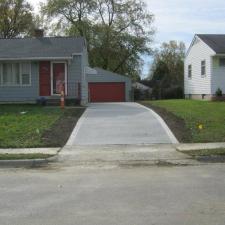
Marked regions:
[67,102,178,146]
[0,148,60,155]
[60,144,197,166]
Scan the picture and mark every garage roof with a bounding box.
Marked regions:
[86,67,130,81]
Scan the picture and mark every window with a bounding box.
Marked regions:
[201,60,206,76]
[219,58,225,67]
[0,62,31,86]
[188,65,192,78]
[21,63,31,85]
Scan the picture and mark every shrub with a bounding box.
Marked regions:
[133,88,152,100]
[162,86,184,99]
[216,88,223,97]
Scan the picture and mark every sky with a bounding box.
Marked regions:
[28,0,225,78]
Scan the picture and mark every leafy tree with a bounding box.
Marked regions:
[42,0,154,80]
[0,0,34,38]
[149,41,185,99]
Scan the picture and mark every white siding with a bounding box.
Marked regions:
[211,56,225,94]
[185,37,215,95]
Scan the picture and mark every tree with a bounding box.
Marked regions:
[0,0,34,38]
[42,0,154,80]
[149,41,185,99]
[42,0,95,39]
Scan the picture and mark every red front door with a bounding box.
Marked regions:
[52,63,66,95]
[39,61,51,96]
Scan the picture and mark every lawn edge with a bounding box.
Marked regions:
[138,103,179,144]
[0,154,58,168]
[176,143,225,152]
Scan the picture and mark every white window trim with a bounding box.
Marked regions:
[50,61,68,96]
[201,60,206,77]
[0,62,31,87]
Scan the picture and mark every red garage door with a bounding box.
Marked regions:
[89,82,125,102]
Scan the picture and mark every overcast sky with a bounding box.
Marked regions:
[28,0,225,77]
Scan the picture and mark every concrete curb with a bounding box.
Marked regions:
[176,143,225,152]
[65,109,88,146]
[138,104,179,144]
[0,152,59,168]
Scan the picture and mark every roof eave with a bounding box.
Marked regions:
[196,35,217,55]
[0,56,73,61]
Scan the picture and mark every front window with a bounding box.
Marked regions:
[201,60,206,76]
[21,63,31,85]
[0,62,31,86]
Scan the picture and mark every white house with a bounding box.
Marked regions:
[185,34,225,100]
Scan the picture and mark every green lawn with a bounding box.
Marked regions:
[0,105,63,148]
[141,100,225,143]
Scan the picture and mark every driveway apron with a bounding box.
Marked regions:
[67,103,178,145]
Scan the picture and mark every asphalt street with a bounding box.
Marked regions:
[0,163,225,225]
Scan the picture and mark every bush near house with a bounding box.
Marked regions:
[141,100,225,143]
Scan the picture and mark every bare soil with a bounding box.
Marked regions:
[142,103,192,143]
[41,107,85,147]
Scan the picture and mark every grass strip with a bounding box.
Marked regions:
[179,148,225,157]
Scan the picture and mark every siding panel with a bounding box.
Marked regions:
[211,57,225,94]
[67,55,82,98]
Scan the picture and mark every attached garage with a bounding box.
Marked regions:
[86,67,132,103]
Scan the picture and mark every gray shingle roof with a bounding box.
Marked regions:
[94,67,131,81]
[197,34,225,54]
[0,37,85,59]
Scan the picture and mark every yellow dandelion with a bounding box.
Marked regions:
[198,124,203,130]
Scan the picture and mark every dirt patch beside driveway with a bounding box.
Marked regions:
[141,103,192,143]
[42,108,85,147]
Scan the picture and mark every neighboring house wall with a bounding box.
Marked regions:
[211,56,225,94]
[0,61,39,102]
[87,69,132,101]
[185,37,215,98]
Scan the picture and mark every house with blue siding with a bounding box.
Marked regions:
[0,29,131,105]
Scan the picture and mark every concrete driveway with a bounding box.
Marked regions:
[67,103,178,145]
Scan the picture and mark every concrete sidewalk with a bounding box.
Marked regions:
[59,144,197,166]
[0,148,60,155]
